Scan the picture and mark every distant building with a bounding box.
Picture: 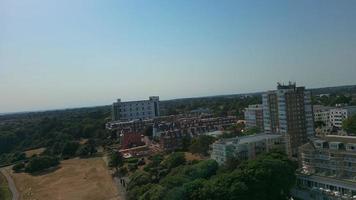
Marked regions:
[244,104,264,131]
[159,130,184,151]
[263,82,314,157]
[153,116,237,138]
[313,105,356,130]
[210,133,284,165]
[313,105,332,127]
[112,96,160,121]
[292,135,356,199]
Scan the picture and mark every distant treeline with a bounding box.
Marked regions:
[0,106,112,165]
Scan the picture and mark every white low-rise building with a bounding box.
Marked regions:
[329,106,356,128]
[210,133,284,165]
[313,105,356,129]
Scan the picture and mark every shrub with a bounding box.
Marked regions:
[12,162,25,173]
[128,163,138,172]
[25,156,59,173]
[125,158,139,164]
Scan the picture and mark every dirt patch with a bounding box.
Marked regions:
[10,157,120,200]
[185,152,204,161]
[24,148,46,157]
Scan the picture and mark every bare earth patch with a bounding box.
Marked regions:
[24,148,46,157]
[10,157,120,200]
[185,152,204,161]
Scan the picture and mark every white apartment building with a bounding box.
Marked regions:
[329,106,356,128]
[293,135,356,199]
[210,133,284,165]
[313,105,356,129]
[112,96,160,121]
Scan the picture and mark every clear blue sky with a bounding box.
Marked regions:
[1,0,356,113]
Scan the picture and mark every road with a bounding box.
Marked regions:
[0,167,19,200]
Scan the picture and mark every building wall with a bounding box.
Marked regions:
[112,96,160,121]
[263,92,279,134]
[329,106,356,128]
[313,105,331,128]
[244,104,264,131]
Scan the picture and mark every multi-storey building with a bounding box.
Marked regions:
[159,130,184,151]
[313,105,356,131]
[244,104,264,131]
[292,135,356,199]
[329,106,356,129]
[153,115,237,138]
[210,133,284,165]
[263,82,315,157]
[112,96,160,121]
[313,105,332,127]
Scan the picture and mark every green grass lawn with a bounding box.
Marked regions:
[0,172,12,200]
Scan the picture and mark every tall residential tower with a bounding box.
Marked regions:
[263,82,314,157]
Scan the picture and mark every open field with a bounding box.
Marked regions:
[0,172,12,200]
[10,157,120,200]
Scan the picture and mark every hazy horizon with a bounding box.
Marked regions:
[1,0,356,113]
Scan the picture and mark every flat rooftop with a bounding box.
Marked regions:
[217,133,282,145]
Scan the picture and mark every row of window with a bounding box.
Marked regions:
[121,112,153,118]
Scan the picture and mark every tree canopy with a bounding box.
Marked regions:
[126,151,296,200]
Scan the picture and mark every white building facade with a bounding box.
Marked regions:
[210,133,284,165]
[329,106,356,128]
[112,96,160,121]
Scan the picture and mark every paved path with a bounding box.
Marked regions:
[0,167,19,200]
[114,176,127,200]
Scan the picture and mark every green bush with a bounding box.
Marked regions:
[12,162,25,173]
[125,158,139,164]
[128,163,138,172]
[25,156,59,173]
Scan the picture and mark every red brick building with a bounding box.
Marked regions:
[120,132,144,149]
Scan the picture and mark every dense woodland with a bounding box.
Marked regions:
[0,106,112,167]
[126,151,297,200]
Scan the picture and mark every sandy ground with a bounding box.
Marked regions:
[10,157,120,200]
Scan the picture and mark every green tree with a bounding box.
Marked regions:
[25,156,60,173]
[108,151,124,171]
[61,141,79,157]
[189,135,215,156]
[12,162,25,173]
[163,152,186,170]
[343,114,356,134]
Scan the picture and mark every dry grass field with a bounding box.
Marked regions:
[10,157,120,200]
[0,172,12,200]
